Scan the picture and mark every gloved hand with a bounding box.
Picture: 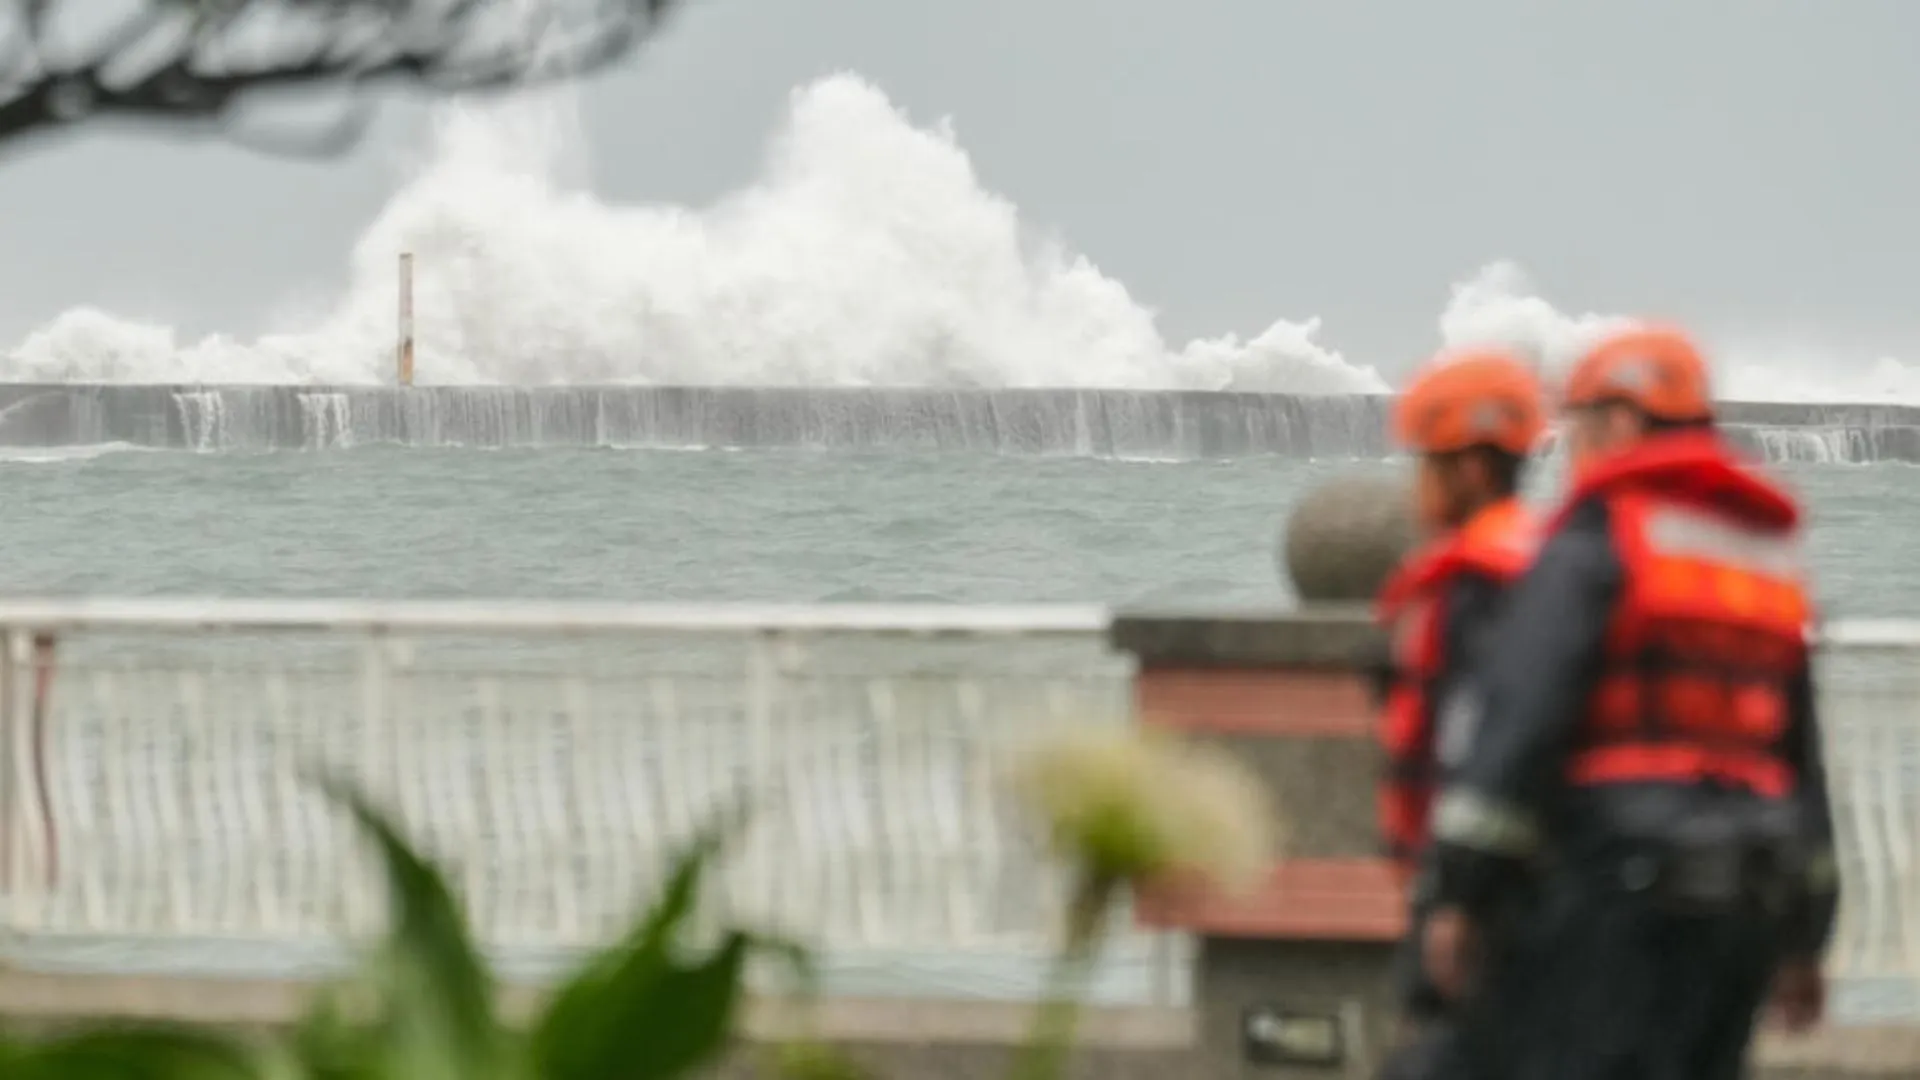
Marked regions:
[1420,905,1480,1001]
[1768,956,1826,1032]
[1376,1023,1451,1080]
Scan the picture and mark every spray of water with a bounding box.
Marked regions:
[1430,261,1920,403]
[5,72,1916,401]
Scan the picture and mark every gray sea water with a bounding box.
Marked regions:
[0,445,1914,1019]
[0,446,1913,613]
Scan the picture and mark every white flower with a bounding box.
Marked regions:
[1010,725,1279,899]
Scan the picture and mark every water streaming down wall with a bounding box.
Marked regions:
[0,384,1917,462]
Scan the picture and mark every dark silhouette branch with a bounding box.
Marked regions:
[0,0,682,158]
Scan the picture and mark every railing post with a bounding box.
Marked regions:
[742,629,780,924]
[0,629,57,919]
[0,625,16,899]
[346,625,394,933]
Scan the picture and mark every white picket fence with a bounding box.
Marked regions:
[1807,620,1920,991]
[0,600,1184,1004]
[0,601,1912,1013]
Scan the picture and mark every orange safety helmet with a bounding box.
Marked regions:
[1391,350,1547,456]
[1561,324,1714,422]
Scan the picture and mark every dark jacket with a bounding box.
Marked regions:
[1365,572,1508,726]
[1382,568,1513,1019]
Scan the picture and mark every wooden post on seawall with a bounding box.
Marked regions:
[396,252,416,387]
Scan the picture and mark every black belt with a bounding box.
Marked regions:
[1610,833,1813,917]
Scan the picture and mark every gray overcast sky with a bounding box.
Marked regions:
[2,0,1916,380]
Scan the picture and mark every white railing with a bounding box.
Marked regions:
[0,600,1912,1014]
[1817,621,1920,1000]
[0,600,1181,1004]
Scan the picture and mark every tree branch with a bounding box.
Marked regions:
[0,0,682,158]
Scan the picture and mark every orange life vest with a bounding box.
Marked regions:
[1374,498,1539,871]
[1557,433,1811,798]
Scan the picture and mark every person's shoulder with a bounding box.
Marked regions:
[1527,496,1623,584]
[1553,494,1612,534]
[1442,567,1507,608]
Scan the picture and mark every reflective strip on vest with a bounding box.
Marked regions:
[1430,786,1540,857]
[1642,503,1804,580]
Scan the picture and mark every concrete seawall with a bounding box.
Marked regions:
[0,385,1915,461]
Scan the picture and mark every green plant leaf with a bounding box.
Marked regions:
[638,930,753,1076]
[282,979,384,1080]
[2,1023,262,1080]
[532,831,714,1047]
[532,801,792,1080]
[751,930,818,1001]
[772,1041,880,1080]
[530,821,726,1080]
[316,772,504,1080]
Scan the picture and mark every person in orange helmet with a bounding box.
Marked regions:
[1370,350,1546,1077]
[1419,324,1838,1080]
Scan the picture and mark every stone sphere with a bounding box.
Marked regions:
[1279,472,1417,603]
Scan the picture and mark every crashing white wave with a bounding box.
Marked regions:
[2,75,1374,393]
[1430,261,1920,404]
[5,72,1916,402]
